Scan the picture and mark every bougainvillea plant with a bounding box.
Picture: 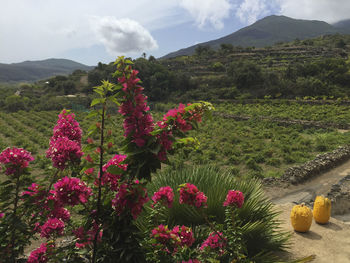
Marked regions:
[0,56,214,263]
[143,185,246,263]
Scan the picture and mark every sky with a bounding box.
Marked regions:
[1,0,350,66]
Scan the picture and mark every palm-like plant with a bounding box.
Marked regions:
[139,166,290,262]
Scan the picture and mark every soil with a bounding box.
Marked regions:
[264,159,350,262]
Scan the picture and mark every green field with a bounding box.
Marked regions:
[0,101,349,180]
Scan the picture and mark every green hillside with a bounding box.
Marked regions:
[0,58,93,82]
[163,15,346,59]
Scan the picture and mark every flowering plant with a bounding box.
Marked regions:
[143,185,246,263]
[0,57,213,263]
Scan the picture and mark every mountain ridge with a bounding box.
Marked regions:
[0,58,93,83]
[162,15,349,59]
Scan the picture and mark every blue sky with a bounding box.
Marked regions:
[1,0,350,66]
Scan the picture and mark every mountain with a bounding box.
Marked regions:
[162,15,346,59]
[333,19,350,34]
[0,58,94,82]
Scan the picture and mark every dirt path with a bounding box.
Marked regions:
[264,159,350,207]
[275,203,350,263]
[264,159,350,262]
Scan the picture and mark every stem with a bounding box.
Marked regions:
[10,172,21,263]
[201,210,236,255]
[92,105,106,263]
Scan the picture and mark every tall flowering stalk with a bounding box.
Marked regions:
[1,56,213,262]
[0,147,34,262]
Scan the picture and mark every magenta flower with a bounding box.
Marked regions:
[49,206,70,222]
[152,186,174,208]
[27,243,50,263]
[151,224,175,245]
[223,190,244,208]
[112,180,149,219]
[0,147,34,175]
[0,212,4,219]
[200,231,227,255]
[118,69,155,147]
[171,225,195,247]
[53,177,92,206]
[40,218,65,238]
[179,183,207,209]
[99,154,127,191]
[46,136,83,170]
[73,223,102,249]
[52,109,82,144]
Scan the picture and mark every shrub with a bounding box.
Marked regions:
[141,166,290,262]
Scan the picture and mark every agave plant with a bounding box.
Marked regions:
[139,166,290,262]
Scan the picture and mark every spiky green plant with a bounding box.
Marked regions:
[139,166,290,262]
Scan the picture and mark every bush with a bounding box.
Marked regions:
[141,166,290,262]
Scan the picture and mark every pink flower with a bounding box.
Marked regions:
[151,224,175,245]
[179,183,207,209]
[112,180,149,219]
[84,168,95,175]
[40,218,65,238]
[73,223,102,249]
[22,183,41,197]
[150,224,181,254]
[171,225,195,247]
[46,136,83,170]
[53,177,92,206]
[0,147,34,175]
[118,69,155,147]
[223,190,244,208]
[99,154,128,191]
[0,212,4,219]
[152,186,174,208]
[27,243,50,263]
[52,109,82,144]
[49,206,70,222]
[200,232,227,255]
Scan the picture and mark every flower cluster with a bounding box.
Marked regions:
[52,109,82,144]
[0,212,4,219]
[151,224,195,255]
[152,186,174,208]
[99,154,127,191]
[223,190,244,208]
[118,69,154,147]
[112,180,149,219]
[40,218,65,238]
[46,136,83,170]
[53,177,92,206]
[47,110,83,170]
[171,225,195,247]
[200,232,227,255]
[73,223,103,249]
[27,243,50,263]
[179,183,207,209]
[0,147,34,175]
[155,103,206,161]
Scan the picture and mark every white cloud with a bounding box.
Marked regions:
[92,17,158,55]
[277,0,350,23]
[236,0,271,24]
[179,0,232,29]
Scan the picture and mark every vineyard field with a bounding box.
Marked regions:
[1,102,350,179]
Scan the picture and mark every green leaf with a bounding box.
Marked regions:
[107,165,124,175]
[91,98,105,107]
